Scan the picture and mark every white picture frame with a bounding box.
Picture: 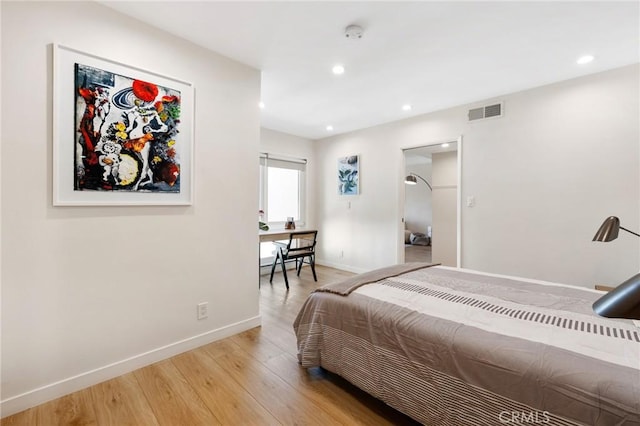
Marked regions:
[53,44,194,206]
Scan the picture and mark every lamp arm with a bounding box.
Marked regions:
[620,226,640,238]
[410,173,433,191]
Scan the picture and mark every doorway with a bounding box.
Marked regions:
[402,140,460,266]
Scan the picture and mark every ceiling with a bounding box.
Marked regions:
[101,1,639,140]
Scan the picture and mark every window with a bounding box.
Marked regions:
[259,153,306,225]
[267,167,300,222]
[259,153,307,265]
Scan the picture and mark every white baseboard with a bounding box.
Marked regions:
[0,315,262,418]
[315,259,368,274]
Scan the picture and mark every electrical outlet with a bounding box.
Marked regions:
[197,302,208,320]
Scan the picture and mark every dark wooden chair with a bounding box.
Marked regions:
[269,231,318,289]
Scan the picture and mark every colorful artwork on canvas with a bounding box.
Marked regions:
[74,63,182,192]
[338,155,359,195]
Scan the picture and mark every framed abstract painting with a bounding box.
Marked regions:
[338,155,359,195]
[53,44,194,206]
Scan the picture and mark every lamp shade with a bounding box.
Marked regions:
[593,216,620,242]
[404,175,418,185]
[593,272,640,320]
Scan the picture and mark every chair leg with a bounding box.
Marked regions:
[269,250,279,283]
[279,251,289,290]
[310,254,317,281]
[296,257,303,276]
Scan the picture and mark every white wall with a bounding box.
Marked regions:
[315,64,640,285]
[315,127,400,273]
[1,1,261,416]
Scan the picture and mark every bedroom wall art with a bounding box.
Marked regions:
[53,44,194,205]
[338,155,359,195]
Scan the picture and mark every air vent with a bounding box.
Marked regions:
[468,102,503,121]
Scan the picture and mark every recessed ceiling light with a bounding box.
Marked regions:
[441,143,450,148]
[577,55,594,65]
[402,104,412,111]
[332,64,345,75]
[258,101,265,109]
[326,125,334,131]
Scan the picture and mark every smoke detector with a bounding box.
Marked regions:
[345,25,364,39]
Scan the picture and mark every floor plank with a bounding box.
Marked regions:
[35,387,98,426]
[405,244,432,263]
[230,327,285,364]
[171,348,280,426]
[133,360,220,426]
[204,343,348,425]
[90,373,159,426]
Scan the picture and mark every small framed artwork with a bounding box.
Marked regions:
[338,155,359,195]
[53,44,194,206]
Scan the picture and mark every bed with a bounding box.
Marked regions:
[293,263,640,425]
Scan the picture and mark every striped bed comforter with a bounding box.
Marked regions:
[293,264,640,425]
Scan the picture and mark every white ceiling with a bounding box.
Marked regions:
[101,1,639,140]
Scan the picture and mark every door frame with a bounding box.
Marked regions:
[398,135,463,267]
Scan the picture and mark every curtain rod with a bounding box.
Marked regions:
[260,152,307,164]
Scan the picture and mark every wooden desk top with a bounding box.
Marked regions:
[259,228,316,242]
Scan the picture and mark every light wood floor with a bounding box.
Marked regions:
[405,244,432,263]
[2,265,419,426]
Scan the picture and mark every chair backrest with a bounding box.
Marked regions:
[285,231,317,255]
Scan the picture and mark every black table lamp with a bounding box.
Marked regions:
[592,216,640,320]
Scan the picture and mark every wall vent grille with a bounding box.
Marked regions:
[468,102,503,121]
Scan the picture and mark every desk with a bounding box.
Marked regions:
[258,229,317,279]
